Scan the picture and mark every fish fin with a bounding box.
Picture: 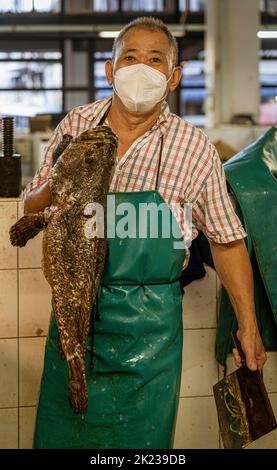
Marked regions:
[9,214,46,247]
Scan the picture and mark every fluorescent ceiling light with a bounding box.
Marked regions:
[170,30,187,37]
[98,25,194,39]
[98,31,120,38]
[257,31,277,39]
[99,30,185,38]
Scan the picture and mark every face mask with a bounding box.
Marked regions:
[113,63,173,113]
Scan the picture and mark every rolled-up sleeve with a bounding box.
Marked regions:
[192,147,247,244]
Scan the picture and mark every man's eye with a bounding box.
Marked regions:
[150,57,162,63]
[125,56,135,61]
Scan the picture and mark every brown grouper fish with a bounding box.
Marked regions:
[9,126,118,413]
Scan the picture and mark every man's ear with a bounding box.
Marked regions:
[169,66,182,92]
[105,60,113,86]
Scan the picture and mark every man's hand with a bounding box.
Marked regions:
[232,327,267,371]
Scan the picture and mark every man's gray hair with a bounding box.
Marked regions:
[112,17,178,70]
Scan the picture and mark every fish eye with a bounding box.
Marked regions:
[84,151,95,163]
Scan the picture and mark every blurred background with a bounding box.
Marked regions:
[0,0,277,186]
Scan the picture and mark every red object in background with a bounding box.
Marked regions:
[260,100,277,126]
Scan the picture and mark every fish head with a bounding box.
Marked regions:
[49,126,118,205]
[76,126,118,174]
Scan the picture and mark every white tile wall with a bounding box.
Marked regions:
[0,199,51,448]
[19,337,46,406]
[0,199,276,450]
[0,202,17,269]
[0,270,17,338]
[18,233,43,269]
[19,407,36,449]
[18,200,44,269]
[0,338,18,408]
[19,269,51,337]
[0,408,18,449]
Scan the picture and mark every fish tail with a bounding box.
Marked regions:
[9,214,46,247]
[57,334,66,360]
[67,350,88,414]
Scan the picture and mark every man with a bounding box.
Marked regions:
[23,17,266,448]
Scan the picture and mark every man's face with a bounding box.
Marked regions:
[113,28,173,78]
[106,27,182,95]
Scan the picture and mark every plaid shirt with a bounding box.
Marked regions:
[23,96,246,244]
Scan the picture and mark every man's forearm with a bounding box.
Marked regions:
[211,238,266,370]
[23,180,52,215]
[210,238,257,330]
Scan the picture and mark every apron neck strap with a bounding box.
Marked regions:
[98,105,111,126]
[98,103,164,192]
[155,135,163,191]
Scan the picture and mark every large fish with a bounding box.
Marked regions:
[10,126,118,413]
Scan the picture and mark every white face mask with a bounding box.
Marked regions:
[113,63,172,113]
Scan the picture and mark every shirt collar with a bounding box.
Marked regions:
[74,96,112,123]
[75,95,171,132]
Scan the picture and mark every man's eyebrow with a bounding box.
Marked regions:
[122,48,137,53]
[149,50,163,55]
[121,48,165,55]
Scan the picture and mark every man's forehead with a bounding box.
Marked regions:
[118,28,170,54]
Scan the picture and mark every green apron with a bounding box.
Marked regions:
[34,190,185,449]
[216,127,277,366]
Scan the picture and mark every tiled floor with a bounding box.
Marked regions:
[263,352,277,393]
[174,396,220,449]
[174,269,221,449]
[180,328,218,397]
[183,267,217,329]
